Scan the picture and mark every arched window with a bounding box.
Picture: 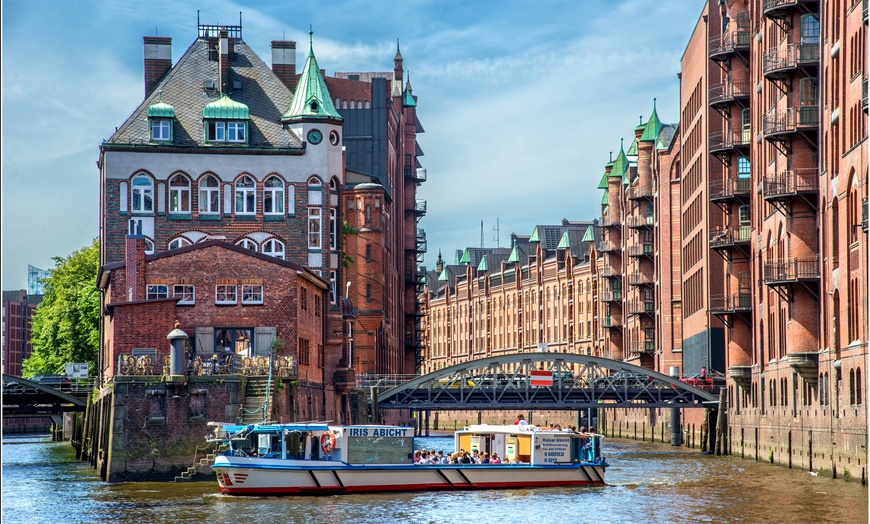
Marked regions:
[263,176,284,215]
[237,238,257,251]
[199,175,220,214]
[235,175,256,215]
[131,174,154,213]
[168,237,191,250]
[262,238,285,259]
[857,368,864,405]
[144,238,155,254]
[850,369,856,405]
[168,175,190,213]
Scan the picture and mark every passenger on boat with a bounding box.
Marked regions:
[514,414,528,425]
[490,453,502,464]
[436,450,447,464]
[460,452,472,464]
[471,449,480,463]
[413,450,421,463]
[479,453,490,464]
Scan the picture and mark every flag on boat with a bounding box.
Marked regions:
[530,369,553,386]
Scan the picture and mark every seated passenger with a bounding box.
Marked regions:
[460,452,472,464]
[414,450,421,463]
[479,453,490,464]
[490,453,501,464]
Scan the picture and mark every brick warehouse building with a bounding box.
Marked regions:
[421,1,867,480]
[84,20,425,480]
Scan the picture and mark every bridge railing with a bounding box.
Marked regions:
[356,374,421,389]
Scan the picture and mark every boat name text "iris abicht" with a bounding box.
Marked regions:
[346,427,412,437]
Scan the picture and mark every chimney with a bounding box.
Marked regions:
[219,29,230,94]
[125,222,147,301]
[143,36,172,97]
[271,40,297,92]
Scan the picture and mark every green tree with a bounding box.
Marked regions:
[23,239,100,377]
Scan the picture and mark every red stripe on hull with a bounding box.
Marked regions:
[219,479,604,496]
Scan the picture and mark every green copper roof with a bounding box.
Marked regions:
[403,81,417,107]
[609,140,628,178]
[203,95,249,119]
[438,269,448,281]
[626,138,638,156]
[147,93,175,118]
[282,32,342,123]
[597,172,609,189]
[477,254,488,272]
[601,191,609,204]
[640,98,662,142]
[557,231,570,249]
[529,227,540,243]
[508,240,520,263]
[460,248,472,264]
[582,226,595,243]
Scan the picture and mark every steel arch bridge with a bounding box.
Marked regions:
[1,374,87,416]
[372,353,718,411]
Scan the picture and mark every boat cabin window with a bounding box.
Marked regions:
[345,432,413,464]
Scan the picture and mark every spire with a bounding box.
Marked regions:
[435,250,444,273]
[610,139,628,178]
[640,97,662,142]
[393,38,404,96]
[508,238,520,263]
[281,27,342,124]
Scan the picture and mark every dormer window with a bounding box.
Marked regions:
[147,94,175,142]
[203,95,250,145]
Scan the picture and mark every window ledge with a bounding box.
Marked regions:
[168,213,192,220]
[235,215,256,221]
[199,214,222,221]
[264,215,285,221]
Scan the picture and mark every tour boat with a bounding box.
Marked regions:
[208,422,607,496]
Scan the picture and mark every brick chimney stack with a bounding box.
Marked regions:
[125,222,147,302]
[271,40,297,92]
[219,29,230,94]
[143,36,172,97]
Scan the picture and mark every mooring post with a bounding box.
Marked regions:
[670,366,682,446]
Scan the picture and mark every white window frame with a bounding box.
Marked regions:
[168,237,191,250]
[264,176,284,215]
[173,284,195,305]
[237,239,258,251]
[329,208,337,250]
[144,238,155,255]
[262,239,285,259]
[308,207,322,248]
[207,121,226,142]
[131,175,154,213]
[198,175,220,215]
[152,120,171,141]
[329,270,337,304]
[215,285,238,305]
[235,176,256,215]
[168,175,190,213]
[146,284,169,300]
[241,285,264,305]
[227,121,246,142]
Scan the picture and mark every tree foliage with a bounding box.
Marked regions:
[23,239,100,377]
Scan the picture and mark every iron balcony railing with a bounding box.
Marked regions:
[601,265,622,278]
[626,272,654,286]
[599,240,620,253]
[709,225,752,248]
[626,242,654,258]
[710,177,752,201]
[602,315,623,329]
[709,31,751,60]
[600,215,621,228]
[763,0,815,18]
[627,184,653,200]
[763,106,819,138]
[414,199,427,215]
[625,214,654,228]
[709,129,751,153]
[762,43,819,76]
[627,341,656,353]
[710,293,753,314]
[763,256,821,284]
[627,300,655,315]
[601,290,622,302]
[709,80,751,107]
[762,168,819,200]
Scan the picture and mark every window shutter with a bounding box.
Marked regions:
[254,327,277,356]
[195,327,214,355]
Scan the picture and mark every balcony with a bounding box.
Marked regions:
[763,256,820,285]
[626,242,654,258]
[627,184,653,201]
[601,265,622,278]
[601,290,622,303]
[709,31,750,61]
[406,228,427,253]
[762,168,819,202]
[762,106,819,140]
[626,272,653,286]
[787,352,819,382]
[413,199,427,216]
[602,315,623,329]
[710,293,752,315]
[709,129,751,154]
[762,43,819,78]
[627,300,655,316]
[600,215,621,228]
[625,214,654,229]
[627,341,656,354]
[709,225,751,250]
[599,240,620,253]
[763,0,819,19]
[710,177,752,202]
[728,365,752,389]
[709,80,751,108]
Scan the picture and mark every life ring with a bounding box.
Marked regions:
[320,431,336,453]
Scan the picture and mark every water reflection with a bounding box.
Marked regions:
[2,435,866,524]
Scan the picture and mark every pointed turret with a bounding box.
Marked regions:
[393,39,404,97]
[435,250,444,273]
[610,139,628,178]
[640,98,662,142]
[281,29,342,124]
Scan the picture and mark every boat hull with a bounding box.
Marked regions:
[213,458,605,496]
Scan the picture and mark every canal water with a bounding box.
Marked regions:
[2,434,866,524]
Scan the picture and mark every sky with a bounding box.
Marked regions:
[1,0,705,290]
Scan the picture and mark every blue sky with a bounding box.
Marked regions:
[1,0,704,290]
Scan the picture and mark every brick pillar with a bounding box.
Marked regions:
[125,233,146,302]
[143,36,172,97]
[219,29,230,94]
[271,40,297,92]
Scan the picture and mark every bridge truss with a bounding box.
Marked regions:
[2,374,88,416]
